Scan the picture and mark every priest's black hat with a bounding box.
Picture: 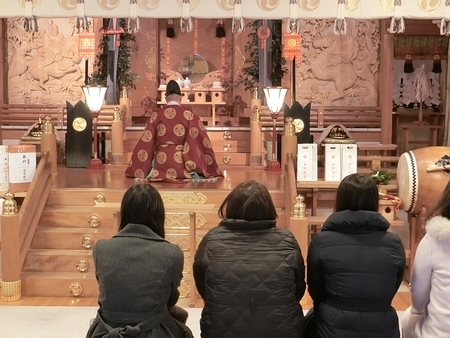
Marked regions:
[165,80,182,97]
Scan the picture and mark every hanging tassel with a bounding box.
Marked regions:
[404,53,414,73]
[216,19,225,38]
[167,19,175,38]
[432,54,442,73]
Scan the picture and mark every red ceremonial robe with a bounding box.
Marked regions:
[125,104,222,181]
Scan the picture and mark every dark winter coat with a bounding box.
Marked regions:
[193,218,306,338]
[307,210,406,338]
[86,223,185,338]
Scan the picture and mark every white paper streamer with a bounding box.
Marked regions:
[334,0,347,35]
[389,0,405,34]
[440,0,450,35]
[287,0,299,35]
[23,0,37,32]
[128,0,140,33]
[180,0,193,33]
[232,0,244,34]
[76,0,88,33]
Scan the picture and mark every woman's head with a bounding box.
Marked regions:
[335,173,379,212]
[218,180,277,221]
[427,180,450,219]
[119,184,165,237]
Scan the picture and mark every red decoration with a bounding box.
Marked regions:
[283,33,301,65]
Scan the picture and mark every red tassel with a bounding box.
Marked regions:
[432,54,442,73]
[167,19,175,38]
[216,19,225,38]
[404,53,414,73]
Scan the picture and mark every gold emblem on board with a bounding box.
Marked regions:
[72,117,87,132]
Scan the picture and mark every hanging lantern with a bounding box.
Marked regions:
[283,33,301,64]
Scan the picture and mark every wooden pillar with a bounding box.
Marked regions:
[0,192,22,301]
[380,20,394,145]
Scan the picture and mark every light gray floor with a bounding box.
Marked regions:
[0,306,202,338]
[0,306,406,338]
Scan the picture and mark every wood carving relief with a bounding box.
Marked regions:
[296,20,380,106]
[7,18,85,104]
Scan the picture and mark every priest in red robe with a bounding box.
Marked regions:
[125,80,223,182]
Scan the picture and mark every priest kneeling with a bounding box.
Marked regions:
[125,80,223,182]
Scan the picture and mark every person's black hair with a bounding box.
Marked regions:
[165,80,182,97]
[335,173,379,212]
[218,180,278,221]
[119,184,165,238]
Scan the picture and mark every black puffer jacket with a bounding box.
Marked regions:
[307,210,406,338]
[193,219,306,338]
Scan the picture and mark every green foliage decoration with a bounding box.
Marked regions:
[90,19,139,93]
[236,20,288,91]
[369,169,393,185]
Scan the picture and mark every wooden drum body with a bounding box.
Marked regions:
[397,146,450,215]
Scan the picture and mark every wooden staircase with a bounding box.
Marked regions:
[18,187,287,300]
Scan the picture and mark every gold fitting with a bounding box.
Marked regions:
[223,131,231,140]
[251,87,259,100]
[42,116,55,135]
[292,194,307,218]
[284,116,295,136]
[0,279,22,302]
[113,107,122,121]
[81,235,95,249]
[223,155,231,164]
[2,191,17,215]
[251,106,260,121]
[94,194,105,205]
[76,258,89,272]
[88,215,100,228]
[69,282,83,297]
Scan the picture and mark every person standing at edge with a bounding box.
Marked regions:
[126,80,222,182]
[401,180,450,338]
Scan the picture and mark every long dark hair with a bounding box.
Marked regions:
[218,180,278,221]
[119,184,165,238]
[427,180,450,220]
[335,173,379,212]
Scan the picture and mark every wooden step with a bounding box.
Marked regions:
[31,228,115,250]
[40,206,118,229]
[21,271,98,298]
[23,249,94,273]
[47,188,286,209]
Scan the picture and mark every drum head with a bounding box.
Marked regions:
[397,151,417,213]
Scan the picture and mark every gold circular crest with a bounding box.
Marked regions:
[72,117,87,132]
[58,0,77,10]
[139,0,160,11]
[418,0,440,12]
[257,0,280,11]
[19,0,41,8]
[293,119,305,133]
[98,0,120,11]
[217,0,235,11]
[298,0,320,11]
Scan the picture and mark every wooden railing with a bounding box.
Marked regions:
[0,151,53,301]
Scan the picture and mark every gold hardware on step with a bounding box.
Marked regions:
[292,194,307,218]
[0,279,21,302]
[76,258,89,272]
[94,194,105,205]
[223,131,231,140]
[2,191,17,215]
[223,143,231,151]
[81,236,94,249]
[223,155,231,164]
[88,215,100,228]
[69,282,83,297]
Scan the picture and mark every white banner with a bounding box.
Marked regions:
[0,0,446,20]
